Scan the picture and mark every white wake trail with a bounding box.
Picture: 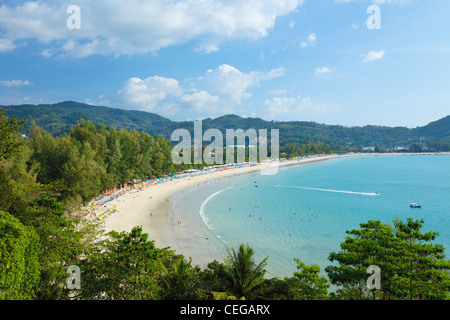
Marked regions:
[274,185,380,196]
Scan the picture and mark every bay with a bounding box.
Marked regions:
[174,154,450,278]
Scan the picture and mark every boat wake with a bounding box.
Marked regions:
[274,185,380,196]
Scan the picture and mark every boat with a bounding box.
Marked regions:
[410,203,421,208]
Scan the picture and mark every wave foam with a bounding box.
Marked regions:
[199,186,235,234]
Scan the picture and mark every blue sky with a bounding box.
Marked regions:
[0,0,449,127]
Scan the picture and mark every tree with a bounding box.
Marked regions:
[0,168,29,218]
[263,259,330,300]
[29,193,89,299]
[106,226,162,299]
[0,143,38,187]
[0,211,40,300]
[222,243,268,299]
[393,218,450,300]
[289,259,330,300]
[326,220,390,299]
[0,107,27,160]
[151,135,174,176]
[105,128,123,186]
[78,226,181,300]
[326,219,450,300]
[201,260,229,297]
[28,123,62,184]
[160,259,207,300]
[59,137,107,204]
[69,119,109,163]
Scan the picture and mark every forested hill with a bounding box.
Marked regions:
[3,101,173,137]
[3,101,450,149]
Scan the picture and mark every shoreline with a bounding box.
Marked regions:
[86,152,449,269]
[91,153,350,264]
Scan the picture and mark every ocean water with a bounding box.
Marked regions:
[173,154,450,278]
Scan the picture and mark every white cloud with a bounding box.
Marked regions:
[363,50,385,63]
[197,64,285,106]
[0,0,304,58]
[181,90,219,108]
[194,43,220,54]
[264,97,297,115]
[300,33,317,48]
[307,33,317,45]
[263,95,337,120]
[0,80,32,87]
[315,67,335,76]
[113,64,285,119]
[0,2,67,44]
[0,38,15,52]
[117,76,182,111]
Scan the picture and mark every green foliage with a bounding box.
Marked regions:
[76,227,155,299]
[0,109,96,300]
[0,107,27,160]
[262,259,330,300]
[0,143,38,187]
[159,259,208,300]
[24,186,91,300]
[289,259,330,300]
[2,107,450,301]
[281,141,333,157]
[29,195,64,216]
[211,291,245,300]
[23,119,180,206]
[0,168,29,217]
[223,243,269,299]
[326,218,450,300]
[77,226,192,300]
[392,218,450,300]
[0,211,40,300]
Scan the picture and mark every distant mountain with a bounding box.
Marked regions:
[2,101,450,149]
[3,101,173,137]
[416,115,450,141]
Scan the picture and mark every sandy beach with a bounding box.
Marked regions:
[83,152,380,267]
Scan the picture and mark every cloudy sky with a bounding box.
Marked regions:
[1,0,449,127]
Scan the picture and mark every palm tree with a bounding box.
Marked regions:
[223,243,268,299]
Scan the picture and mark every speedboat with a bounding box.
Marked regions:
[410,203,421,208]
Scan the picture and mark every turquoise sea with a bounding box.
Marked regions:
[172,154,450,278]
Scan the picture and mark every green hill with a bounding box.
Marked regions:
[416,115,450,140]
[2,101,449,150]
[3,101,173,137]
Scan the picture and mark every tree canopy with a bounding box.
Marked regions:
[1,110,449,301]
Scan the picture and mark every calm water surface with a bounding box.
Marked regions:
[175,154,450,278]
